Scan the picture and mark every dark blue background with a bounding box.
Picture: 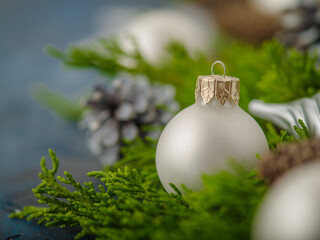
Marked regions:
[0,0,164,239]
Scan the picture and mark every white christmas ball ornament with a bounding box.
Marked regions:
[156,61,269,193]
[77,6,214,67]
[252,161,320,240]
[117,7,214,65]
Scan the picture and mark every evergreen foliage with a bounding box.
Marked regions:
[46,40,211,110]
[293,119,311,140]
[264,119,310,150]
[10,123,310,240]
[220,40,320,109]
[10,148,266,240]
[32,83,86,121]
[43,38,320,117]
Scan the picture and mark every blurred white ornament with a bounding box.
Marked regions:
[252,161,320,240]
[78,5,214,66]
[249,93,320,138]
[117,7,214,65]
[156,61,269,193]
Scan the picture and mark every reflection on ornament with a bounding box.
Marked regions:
[156,61,269,193]
[252,161,320,240]
[249,93,320,137]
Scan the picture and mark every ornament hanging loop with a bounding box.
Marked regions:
[211,61,226,78]
[196,60,239,105]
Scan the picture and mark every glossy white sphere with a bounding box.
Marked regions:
[252,161,320,240]
[156,99,269,193]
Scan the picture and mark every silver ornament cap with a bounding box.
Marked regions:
[195,61,240,106]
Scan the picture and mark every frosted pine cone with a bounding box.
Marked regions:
[79,76,180,165]
[259,138,320,185]
[277,2,320,51]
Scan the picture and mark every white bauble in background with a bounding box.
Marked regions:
[78,5,214,66]
[252,161,320,240]
[117,7,214,65]
[156,64,268,193]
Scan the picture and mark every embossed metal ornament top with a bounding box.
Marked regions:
[195,61,240,106]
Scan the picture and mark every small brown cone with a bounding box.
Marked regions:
[259,138,320,185]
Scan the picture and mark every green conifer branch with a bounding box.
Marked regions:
[293,119,311,140]
[220,40,320,109]
[44,39,320,114]
[10,146,268,240]
[46,40,212,109]
[32,83,85,121]
[10,122,310,239]
[265,119,310,149]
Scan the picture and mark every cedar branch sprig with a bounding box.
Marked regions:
[10,146,267,240]
[10,148,188,239]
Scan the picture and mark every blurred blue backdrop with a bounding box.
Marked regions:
[0,0,164,238]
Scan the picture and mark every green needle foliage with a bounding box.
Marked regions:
[32,83,86,121]
[11,148,266,240]
[10,124,310,240]
[10,122,310,240]
[264,119,311,150]
[46,39,211,109]
[43,38,320,117]
[293,119,311,140]
[219,40,320,109]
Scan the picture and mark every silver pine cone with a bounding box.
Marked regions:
[79,75,180,166]
[277,2,320,51]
